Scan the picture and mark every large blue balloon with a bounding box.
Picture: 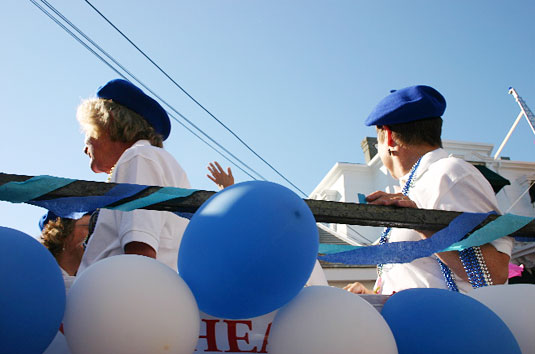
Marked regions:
[381,288,521,354]
[178,181,319,319]
[0,226,66,354]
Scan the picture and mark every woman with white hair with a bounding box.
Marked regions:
[76,79,190,273]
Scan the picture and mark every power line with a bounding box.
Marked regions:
[37,0,264,181]
[82,0,308,197]
[31,0,264,181]
[348,225,374,243]
[30,0,371,242]
[505,180,535,214]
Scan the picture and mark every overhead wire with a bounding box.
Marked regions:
[348,227,373,243]
[31,0,263,181]
[82,0,308,197]
[505,179,535,214]
[38,0,265,181]
[31,0,372,242]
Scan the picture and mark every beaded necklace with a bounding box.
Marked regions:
[438,238,492,291]
[375,155,492,292]
[376,157,422,278]
[106,164,116,182]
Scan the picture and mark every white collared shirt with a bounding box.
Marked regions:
[379,148,513,294]
[78,140,190,273]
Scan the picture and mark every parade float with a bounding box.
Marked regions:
[1,174,534,354]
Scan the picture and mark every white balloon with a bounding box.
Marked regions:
[268,286,397,354]
[468,284,535,354]
[63,255,200,354]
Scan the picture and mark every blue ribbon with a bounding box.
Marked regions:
[443,214,534,251]
[1,175,532,249]
[319,212,490,265]
[319,244,360,254]
[30,184,148,219]
[109,186,198,211]
[0,176,75,203]
[0,175,200,220]
[320,214,535,258]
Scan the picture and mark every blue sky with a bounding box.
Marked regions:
[1,0,534,237]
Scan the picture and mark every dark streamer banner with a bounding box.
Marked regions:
[1,175,533,266]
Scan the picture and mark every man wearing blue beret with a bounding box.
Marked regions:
[76,79,190,273]
[345,85,512,295]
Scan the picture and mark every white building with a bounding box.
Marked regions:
[311,138,535,289]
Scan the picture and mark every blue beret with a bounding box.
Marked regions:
[38,211,59,232]
[365,85,446,126]
[38,210,95,232]
[97,79,171,140]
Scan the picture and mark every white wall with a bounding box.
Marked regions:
[314,138,535,285]
[312,139,535,242]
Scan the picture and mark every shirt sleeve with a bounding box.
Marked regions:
[112,151,168,252]
[432,173,513,257]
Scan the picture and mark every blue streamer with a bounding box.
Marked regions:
[174,212,194,220]
[0,176,75,203]
[515,236,535,242]
[2,175,532,247]
[30,184,148,219]
[319,212,490,265]
[109,186,198,211]
[443,214,534,251]
[319,244,360,254]
[0,174,200,220]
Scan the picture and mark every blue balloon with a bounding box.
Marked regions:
[178,181,319,319]
[0,226,66,354]
[381,288,521,354]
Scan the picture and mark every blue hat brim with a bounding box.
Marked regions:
[38,210,95,232]
[39,211,58,232]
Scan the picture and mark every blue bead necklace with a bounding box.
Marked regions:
[376,155,491,292]
[437,258,459,291]
[377,157,422,277]
[440,245,492,291]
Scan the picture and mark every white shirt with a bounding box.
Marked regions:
[306,260,329,286]
[61,267,75,293]
[78,140,190,273]
[379,148,513,294]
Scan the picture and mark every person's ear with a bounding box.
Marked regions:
[383,126,395,147]
[383,126,400,155]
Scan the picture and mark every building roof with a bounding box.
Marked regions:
[317,223,376,268]
[318,223,353,245]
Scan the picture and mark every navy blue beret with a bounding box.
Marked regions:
[97,79,171,140]
[38,211,59,232]
[365,85,446,126]
[38,210,96,232]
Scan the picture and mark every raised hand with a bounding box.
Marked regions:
[207,161,235,190]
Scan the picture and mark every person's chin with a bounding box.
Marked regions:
[90,163,104,174]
